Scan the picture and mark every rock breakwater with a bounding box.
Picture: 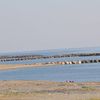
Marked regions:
[0,53,100,62]
[33,59,100,66]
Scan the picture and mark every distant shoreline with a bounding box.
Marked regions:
[0,64,46,70]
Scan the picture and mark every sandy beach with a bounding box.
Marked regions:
[0,64,48,70]
[0,81,100,100]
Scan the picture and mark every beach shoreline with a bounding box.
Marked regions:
[0,63,55,70]
[0,80,100,100]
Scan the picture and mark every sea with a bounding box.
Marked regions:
[0,47,100,82]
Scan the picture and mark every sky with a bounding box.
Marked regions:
[0,0,100,51]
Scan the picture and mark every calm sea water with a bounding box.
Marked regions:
[0,63,100,82]
[0,47,100,82]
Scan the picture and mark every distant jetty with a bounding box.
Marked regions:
[33,59,100,66]
[0,53,100,67]
[0,52,100,62]
[0,58,100,70]
[0,59,100,70]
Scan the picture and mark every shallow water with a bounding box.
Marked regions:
[0,63,100,82]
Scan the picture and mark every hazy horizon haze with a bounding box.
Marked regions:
[0,0,100,52]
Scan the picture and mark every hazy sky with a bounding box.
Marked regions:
[0,0,100,51]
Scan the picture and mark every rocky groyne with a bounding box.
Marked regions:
[0,52,100,66]
[0,59,100,70]
[33,59,100,66]
[0,53,100,62]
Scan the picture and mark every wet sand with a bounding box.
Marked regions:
[0,81,100,100]
[0,64,50,70]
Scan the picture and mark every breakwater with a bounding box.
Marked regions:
[0,52,100,62]
[33,59,100,66]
